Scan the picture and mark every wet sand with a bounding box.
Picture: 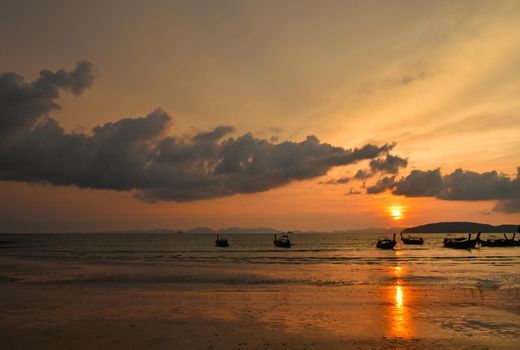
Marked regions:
[1,257,519,349]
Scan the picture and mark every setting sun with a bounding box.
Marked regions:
[1,2,519,350]
[389,206,403,220]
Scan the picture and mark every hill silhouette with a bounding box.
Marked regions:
[402,222,518,233]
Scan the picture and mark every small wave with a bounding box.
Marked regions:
[440,318,520,339]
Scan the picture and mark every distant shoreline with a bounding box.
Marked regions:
[1,221,518,234]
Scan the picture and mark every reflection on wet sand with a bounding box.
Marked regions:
[387,265,415,338]
[395,285,403,309]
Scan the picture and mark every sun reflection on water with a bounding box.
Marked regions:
[387,265,415,338]
[395,285,403,308]
[393,265,403,278]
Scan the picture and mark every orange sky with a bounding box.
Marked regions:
[0,1,519,232]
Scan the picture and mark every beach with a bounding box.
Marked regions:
[0,233,519,349]
[3,3,520,348]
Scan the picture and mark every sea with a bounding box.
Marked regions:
[0,232,519,289]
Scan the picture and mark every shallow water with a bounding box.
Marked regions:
[1,232,520,348]
[0,232,519,289]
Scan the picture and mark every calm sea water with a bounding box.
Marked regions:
[1,232,519,288]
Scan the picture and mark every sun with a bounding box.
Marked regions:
[389,206,403,220]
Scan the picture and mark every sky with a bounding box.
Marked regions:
[0,0,519,232]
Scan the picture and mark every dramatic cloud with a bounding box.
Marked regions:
[0,61,94,141]
[369,154,408,175]
[0,62,400,202]
[366,176,396,194]
[322,153,407,185]
[393,169,444,197]
[366,167,520,212]
[354,169,371,180]
[136,134,396,202]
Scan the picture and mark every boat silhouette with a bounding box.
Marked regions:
[376,233,397,249]
[481,226,520,247]
[443,233,480,249]
[215,234,229,247]
[400,232,424,245]
[273,234,291,248]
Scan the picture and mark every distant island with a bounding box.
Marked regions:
[185,227,280,234]
[402,222,519,234]
[94,226,403,234]
[96,227,281,234]
[90,222,519,235]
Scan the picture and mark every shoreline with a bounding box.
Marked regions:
[1,256,519,349]
[1,283,519,349]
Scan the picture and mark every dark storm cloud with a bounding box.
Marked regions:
[0,62,400,202]
[438,168,519,201]
[0,61,94,141]
[369,154,408,174]
[365,167,520,212]
[321,153,407,185]
[335,177,352,184]
[354,169,371,180]
[366,176,396,194]
[393,169,444,197]
[139,134,395,202]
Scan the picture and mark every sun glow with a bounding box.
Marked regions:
[389,206,403,220]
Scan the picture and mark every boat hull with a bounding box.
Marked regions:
[376,240,396,249]
[273,234,291,248]
[400,233,424,245]
[481,239,520,247]
[401,238,424,245]
[215,240,229,247]
[274,240,291,248]
[443,239,479,249]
